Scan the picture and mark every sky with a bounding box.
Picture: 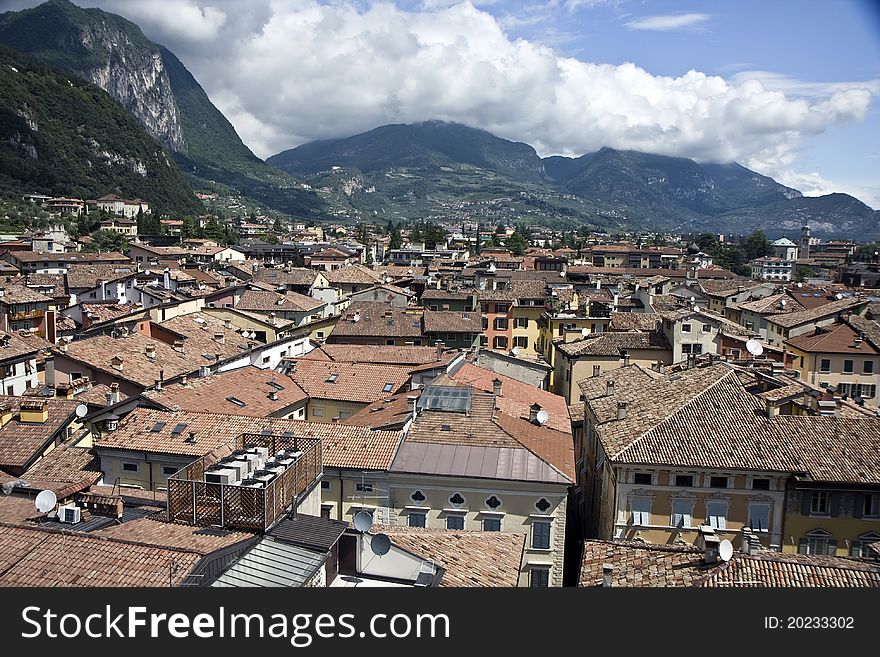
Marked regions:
[7,0,880,208]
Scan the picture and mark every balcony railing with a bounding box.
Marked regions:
[166,433,322,532]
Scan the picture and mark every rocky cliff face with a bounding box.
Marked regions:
[73,22,186,153]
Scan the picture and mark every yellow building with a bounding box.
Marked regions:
[783,485,880,557]
[786,321,879,407]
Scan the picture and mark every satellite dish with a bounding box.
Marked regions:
[510,346,520,356]
[353,510,373,533]
[797,282,803,288]
[581,327,590,337]
[693,306,700,313]
[75,403,88,418]
[746,339,764,356]
[35,489,57,513]
[689,296,695,303]
[371,533,391,556]
[719,539,734,562]
[535,410,549,425]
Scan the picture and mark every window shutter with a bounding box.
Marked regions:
[827,539,838,555]
[801,492,812,516]
[854,494,865,518]
[830,494,842,517]
[798,538,809,554]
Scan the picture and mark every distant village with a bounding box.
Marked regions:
[0,189,878,588]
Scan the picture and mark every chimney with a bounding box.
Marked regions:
[110,356,124,372]
[435,341,445,361]
[213,332,226,345]
[144,343,157,360]
[623,353,631,367]
[19,399,48,424]
[181,373,188,386]
[698,525,720,563]
[185,431,197,444]
[172,340,185,353]
[224,319,233,330]
[617,401,628,420]
[529,403,541,423]
[606,380,615,396]
[155,378,163,391]
[592,364,601,378]
[55,383,74,400]
[0,403,13,428]
[602,564,613,588]
[765,399,779,419]
[269,391,278,401]
[106,382,121,407]
[854,335,864,349]
[492,378,502,397]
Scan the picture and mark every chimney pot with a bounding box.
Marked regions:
[592,364,600,378]
[606,380,615,396]
[492,378,502,397]
[617,401,628,420]
[602,564,613,588]
[529,403,541,423]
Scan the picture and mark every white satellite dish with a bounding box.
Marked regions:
[35,489,57,513]
[693,306,700,313]
[535,409,549,425]
[510,346,520,356]
[689,296,695,303]
[718,539,734,562]
[746,339,764,357]
[75,403,88,418]
[581,327,589,337]
[371,533,391,556]
[353,510,373,533]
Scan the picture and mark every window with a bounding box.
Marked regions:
[493,317,509,331]
[321,505,332,520]
[535,498,551,513]
[316,331,325,340]
[325,373,338,383]
[843,359,854,374]
[709,476,728,489]
[752,478,770,490]
[671,500,692,528]
[321,480,331,490]
[749,503,770,532]
[480,303,489,313]
[529,567,550,588]
[839,383,853,397]
[446,514,465,530]
[513,336,528,349]
[385,339,395,345]
[630,497,651,525]
[482,517,501,532]
[701,324,711,333]
[675,475,694,487]
[682,323,692,333]
[226,396,247,407]
[485,495,502,510]
[514,317,528,329]
[493,336,508,349]
[707,501,727,530]
[356,482,374,493]
[532,521,551,549]
[408,512,427,528]
[860,493,880,518]
[122,462,138,472]
[820,358,831,373]
[410,490,426,504]
[449,493,465,506]
[162,466,178,476]
[858,384,877,399]
[312,407,325,417]
[799,529,835,555]
[633,473,652,485]
[850,532,880,557]
[810,491,830,515]
[481,317,489,331]
[865,360,875,375]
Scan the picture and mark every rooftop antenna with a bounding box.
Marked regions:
[745,339,764,357]
[718,539,734,562]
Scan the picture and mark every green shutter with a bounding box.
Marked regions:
[830,494,842,517]
[854,494,865,518]
[801,492,812,516]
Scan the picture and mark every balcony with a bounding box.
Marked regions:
[9,309,45,321]
[167,432,322,532]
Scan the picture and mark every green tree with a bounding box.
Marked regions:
[389,225,403,250]
[506,231,528,256]
[741,230,772,261]
[273,217,283,232]
[264,233,280,244]
[83,229,129,253]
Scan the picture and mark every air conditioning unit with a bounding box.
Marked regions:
[59,504,81,524]
[204,468,237,485]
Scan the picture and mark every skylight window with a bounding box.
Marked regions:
[170,423,187,435]
[267,380,285,391]
[382,382,394,392]
[226,396,247,407]
[150,421,166,433]
[326,373,338,383]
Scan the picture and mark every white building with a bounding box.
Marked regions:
[772,237,799,261]
[751,256,793,282]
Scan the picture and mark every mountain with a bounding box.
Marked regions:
[0,0,323,216]
[271,121,880,238]
[0,45,201,216]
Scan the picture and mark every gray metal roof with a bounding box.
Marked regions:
[390,442,570,485]
[212,537,327,587]
[269,514,348,552]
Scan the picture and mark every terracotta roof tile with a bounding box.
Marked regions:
[288,359,411,404]
[0,396,80,472]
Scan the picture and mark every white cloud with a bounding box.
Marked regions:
[98,0,227,42]
[624,13,709,31]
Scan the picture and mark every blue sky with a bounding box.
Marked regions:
[8,0,880,207]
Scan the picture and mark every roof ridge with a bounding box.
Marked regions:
[611,365,739,460]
